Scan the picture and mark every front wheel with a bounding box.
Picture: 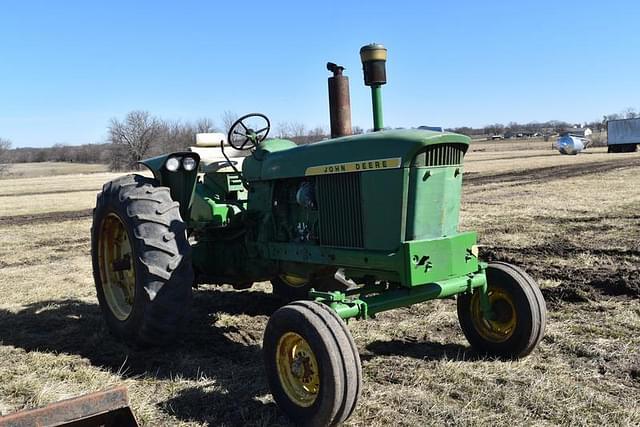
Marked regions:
[457,262,546,359]
[263,301,362,426]
[91,174,193,346]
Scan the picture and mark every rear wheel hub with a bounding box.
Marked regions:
[98,213,136,321]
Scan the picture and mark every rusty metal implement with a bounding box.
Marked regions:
[0,386,138,427]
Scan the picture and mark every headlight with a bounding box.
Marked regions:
[165,157,180,172]
[182,157,197,171]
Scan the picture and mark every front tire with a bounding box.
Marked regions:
[457,262,546,359]
[263,301,361,426]
[91,174,193,346]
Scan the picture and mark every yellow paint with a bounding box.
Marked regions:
[99,213,136,321]
[276,332,320,407]
[470,288,517,343]
[280,273,308,287]
[305,157,401,176]
[360,46,388,62]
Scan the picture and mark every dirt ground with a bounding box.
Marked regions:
[0,144,638,426]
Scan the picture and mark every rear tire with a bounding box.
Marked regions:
[263,300,361,426]
[271,272,349,302]
[457,262,546,359]
[271,275,312,301]
[91,174,193,346]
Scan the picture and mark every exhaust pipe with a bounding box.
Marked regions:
[327,62,352,138]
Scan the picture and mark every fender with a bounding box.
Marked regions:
[138,151,200,221]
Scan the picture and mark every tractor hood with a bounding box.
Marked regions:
[243,129,470,181]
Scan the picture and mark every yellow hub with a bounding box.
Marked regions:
[98,213,136,321]
[471,288,517,343]
[276,332,320,407]
[279,274,308,288]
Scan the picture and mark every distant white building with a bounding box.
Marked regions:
[561,127,592,138]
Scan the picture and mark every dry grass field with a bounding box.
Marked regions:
[0,143,639,426]
[2,162,109,179]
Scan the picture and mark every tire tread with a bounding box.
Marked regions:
[91,174,193,346]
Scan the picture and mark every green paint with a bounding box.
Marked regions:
[244,130,470,181]
[189,170,247,227]
[265,231,478,288]
[139,106,480,323]
[403,232,479,286]
[360,168,405,250]
[371,85,384,131]
[243,138,298,180]
[312,270,487,320]
[138,152,199,220]
[406,166,463,240]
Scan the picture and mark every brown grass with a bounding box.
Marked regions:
[1,162,109,179]
[0,145,638,426]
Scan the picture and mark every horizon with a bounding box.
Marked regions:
[1,0,639,148]
[6,118,607,151]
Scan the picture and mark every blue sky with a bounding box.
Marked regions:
[1,0,639,147]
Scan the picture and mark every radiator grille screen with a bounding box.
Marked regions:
[316,173,364,248]
[413,143,466,167]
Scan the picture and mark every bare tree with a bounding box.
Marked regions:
[306,126,327,142]
[108,111,162,170]
[157,118,219,154]
[275,122,328,144]
[221,111,239,133]
[483,123,504,136]
[277,121,306,139]
[195,117,217,133]
[0,137,12,175]
[623,107,638,119]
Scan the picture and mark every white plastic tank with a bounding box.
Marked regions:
[556,135,584,155]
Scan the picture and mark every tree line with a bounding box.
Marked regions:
[450,107,640,137]
[1,110,335,172]
[106,111,337,170]
[0,138,11,174]
[1,106,638,173]
[451,120,600,138]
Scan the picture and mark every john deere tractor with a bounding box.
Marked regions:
[91,44,546,426]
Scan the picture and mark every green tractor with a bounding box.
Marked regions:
[91,44,546,426]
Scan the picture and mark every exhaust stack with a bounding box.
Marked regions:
[327,62,352,138]
[360,43,387,132]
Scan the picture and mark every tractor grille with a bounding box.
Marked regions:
[413,143,466,167]
[316,173,364,248]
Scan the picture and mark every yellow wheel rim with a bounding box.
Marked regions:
[98,213,136,321]
[276,332,320,407]
[279,274,308,288]
[470,288,517,343]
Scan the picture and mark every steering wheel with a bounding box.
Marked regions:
[227,113,271,150]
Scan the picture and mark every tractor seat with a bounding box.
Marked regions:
[190,133,246,173]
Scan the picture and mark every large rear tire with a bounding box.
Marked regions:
[271,274,313,301]
[271,272,349,302]
[91,174,193,346]
[263,300,361,426]
[457,262,546,359]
